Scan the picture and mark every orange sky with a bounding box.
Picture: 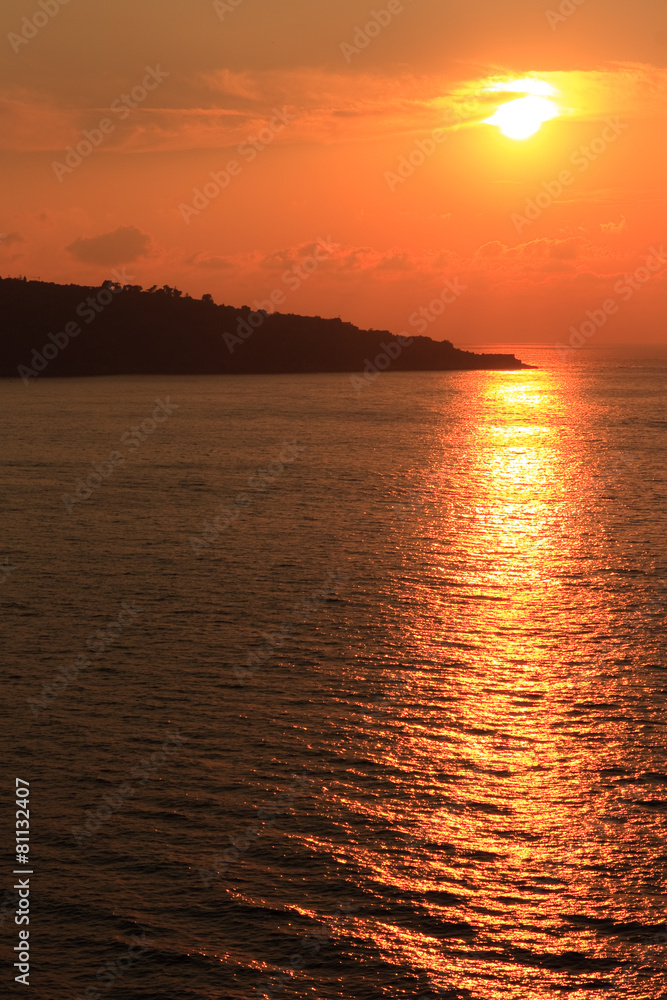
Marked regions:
[1,0,666,345]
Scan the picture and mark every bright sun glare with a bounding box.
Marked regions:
[484,80,561,140]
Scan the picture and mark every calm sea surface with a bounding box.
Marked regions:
[1,347,666,999]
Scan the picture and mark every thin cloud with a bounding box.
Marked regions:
[66,227,151,266]
[185,252,234,269]
[0,231,24,247]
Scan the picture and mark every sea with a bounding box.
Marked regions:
[1,345,666,999]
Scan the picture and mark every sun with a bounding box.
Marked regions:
[485,95,560,140]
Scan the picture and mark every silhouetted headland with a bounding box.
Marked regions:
[0,276,532,378]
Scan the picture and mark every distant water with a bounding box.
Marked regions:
[2,347,667,999]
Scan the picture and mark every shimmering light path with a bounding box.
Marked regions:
[2,349,666,998]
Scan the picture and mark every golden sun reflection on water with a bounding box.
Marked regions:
[343,368,667,998]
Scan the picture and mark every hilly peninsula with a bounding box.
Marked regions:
[0,276,530,378]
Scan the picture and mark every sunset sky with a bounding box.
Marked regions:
[1,0,666,345]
